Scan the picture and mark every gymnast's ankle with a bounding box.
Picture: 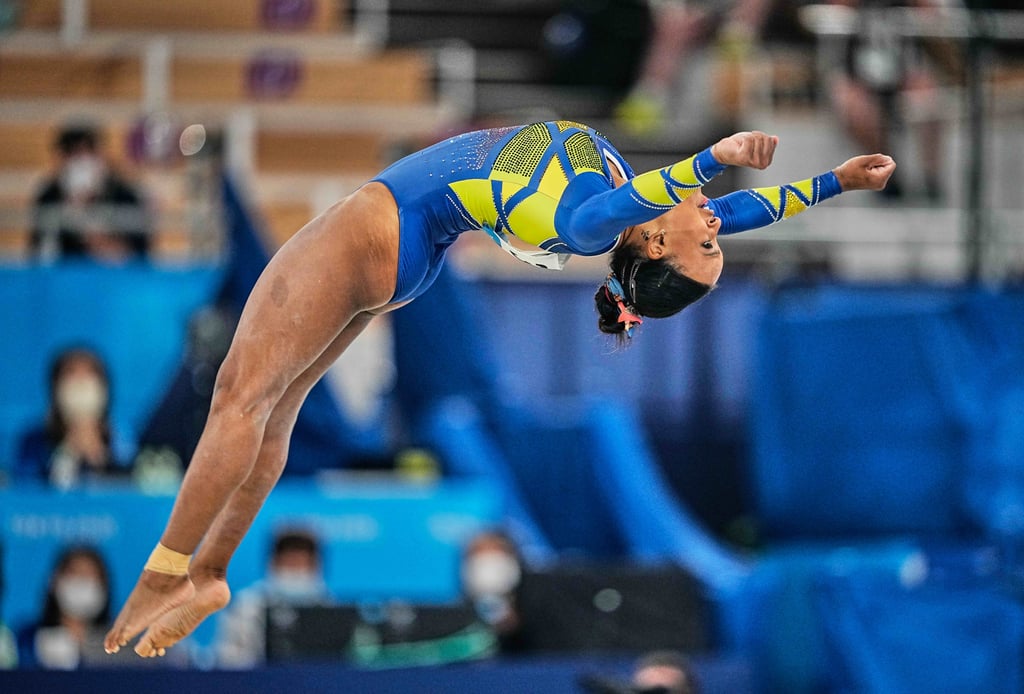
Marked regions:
[189,563,228,583]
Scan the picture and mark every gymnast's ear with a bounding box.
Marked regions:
[644,230,667,260]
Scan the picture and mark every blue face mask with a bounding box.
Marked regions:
[267,569,325,604]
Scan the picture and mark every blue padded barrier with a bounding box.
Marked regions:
[751,542,923,693]
[586,399,747,589]
[417,397,556,566]
[813,567,1024,694]
[749,285,1024,538]
[584,399,769,654]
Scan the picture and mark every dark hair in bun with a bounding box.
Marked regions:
[594,244,713,341]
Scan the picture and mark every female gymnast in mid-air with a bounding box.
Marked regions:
[104,122,894,657]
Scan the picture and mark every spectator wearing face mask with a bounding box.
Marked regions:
[459,530,525,652]
[216,528,333,669]
[16,546,112,669]
[14,347,132,489]
[29,124,151,263]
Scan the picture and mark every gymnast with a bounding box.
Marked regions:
[104,122,894,657]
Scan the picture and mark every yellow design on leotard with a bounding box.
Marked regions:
[629,158,709,208]
[449,179,498,226]
[493,123,551,178]
[505,189,559,243]
[450,124,607,250]
[536,157,569,200]
[564,131,604,173]
[783,188,807,219]
[555,120,592,133]
[759,186,784,213]
[792,178,816,200]
[745,179,818,223]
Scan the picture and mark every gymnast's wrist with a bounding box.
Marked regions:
[695,147,728,183]
[821,170,844,199]
[831,165,848,191]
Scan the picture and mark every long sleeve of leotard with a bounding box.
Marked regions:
[555,147,727,254]
[708,170,843,235]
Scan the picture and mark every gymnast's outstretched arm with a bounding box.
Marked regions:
[709,171,842,235]
[556,131,779,253]
[709,153,897,234]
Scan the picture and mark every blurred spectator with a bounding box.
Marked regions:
[216,528,333,669]
[580,650,700,694]
[615,0,775,135]
[13,347,132,489]
[0,624,14,670]
[0,550,16,669]
[337,530,512,668]
[827,0,956,201]
[459,529,525,652]
[631,650,700,694]
[30,123,152,262]
[15,546,111,669]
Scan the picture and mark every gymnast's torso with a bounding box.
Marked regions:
[373,120,842,304]
[372,121,635,303]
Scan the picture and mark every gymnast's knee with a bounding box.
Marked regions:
[207,356,288,427]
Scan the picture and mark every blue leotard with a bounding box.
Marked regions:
[372,121,842,303]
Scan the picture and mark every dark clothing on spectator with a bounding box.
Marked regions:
[13,426,130,487]
[30,175,151,260]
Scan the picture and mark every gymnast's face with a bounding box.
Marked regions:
[626,192,724,286]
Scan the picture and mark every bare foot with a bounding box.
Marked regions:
[104,570,195,654]
[134,577,232,657]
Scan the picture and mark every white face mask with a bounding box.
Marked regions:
[60,154,106,198]
[56,376,107,421]
[55,576,106,621]
[268,568,324,603]
[462,551,522,598]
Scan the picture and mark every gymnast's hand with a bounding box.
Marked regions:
[710,131,778,170]
[833,154,897,192]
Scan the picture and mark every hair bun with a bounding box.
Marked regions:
[593,286,627,336]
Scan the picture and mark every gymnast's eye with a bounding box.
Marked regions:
[702,240,713,249]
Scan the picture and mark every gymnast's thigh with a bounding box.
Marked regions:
[222,185,400,391]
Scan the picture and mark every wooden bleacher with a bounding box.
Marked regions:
[19,0,345,33]
[0,41,431,107]
[0,0,452,258]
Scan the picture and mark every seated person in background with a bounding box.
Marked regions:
[14,346,132,489]
[0,624,15,670]
[16,546,112,669]
[0,550,15,668]
[631,650,700,694]
[216,528,333,669]
[580,649,700,694]
[459,529,525,652]
[30,124,151,262]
